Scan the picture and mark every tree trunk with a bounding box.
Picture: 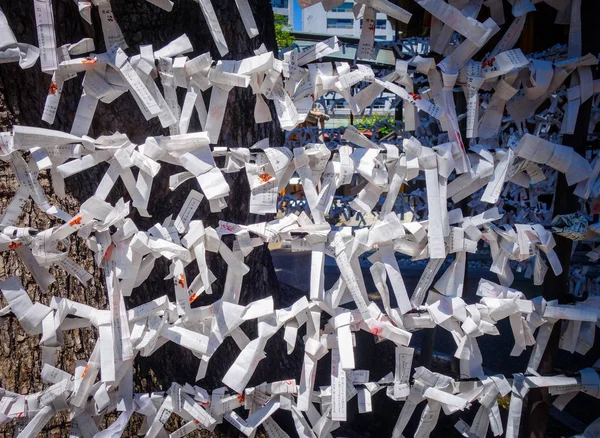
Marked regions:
[0,0,292,435]
[524,2,600,437]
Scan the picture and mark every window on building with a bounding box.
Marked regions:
[327,18,354,29]
[271,0,288,8]
[359,19,388,30]
[334,100,348,109]
[372,99,386,109]
[331,2,353,12]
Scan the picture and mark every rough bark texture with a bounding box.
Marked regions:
[0,0,296,436]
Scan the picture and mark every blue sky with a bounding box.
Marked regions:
[293,0,302,30]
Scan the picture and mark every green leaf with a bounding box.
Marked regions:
[274,14,295,51]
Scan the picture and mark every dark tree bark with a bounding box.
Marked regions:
[524,3,600,437]
[0,0,296,436]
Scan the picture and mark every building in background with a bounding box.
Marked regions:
[302,2,394,40]
[322,94,396,128]
[269,2,412,129]
[271,0,294,25]
[271,0,394,40]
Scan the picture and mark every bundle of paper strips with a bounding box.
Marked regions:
[1,0,600,437]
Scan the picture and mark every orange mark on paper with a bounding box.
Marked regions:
[81,363,89,378]
[82,57,97,64]
[259,173,274,183]
[49,82,58,95]
[237,394,245,403]
[221,223,236,232]
[481,57,495,68]
[409,92,422,101]
[69,216,83,226]
[177,274,185,288]
[103,245,114,261]
[8,242,22,249]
